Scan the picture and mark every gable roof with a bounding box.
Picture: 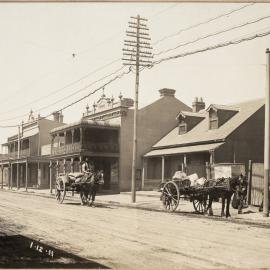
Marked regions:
[153,98,264,149]
[206,104,239,112]
[176,110,206,119]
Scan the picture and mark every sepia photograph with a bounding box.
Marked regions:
[0,1,270,269]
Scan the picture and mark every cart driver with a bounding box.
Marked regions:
[81,157,89,174]
[80,158,95,183]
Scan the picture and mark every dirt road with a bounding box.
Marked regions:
[0,190,270,269]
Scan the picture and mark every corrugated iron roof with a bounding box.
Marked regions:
[145,142,224,157]
[153,98,264,149]
[176,110,206,119]
[50,119,120,133]
[207,104,239,112]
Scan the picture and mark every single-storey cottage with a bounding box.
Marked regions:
[143,98,265,190]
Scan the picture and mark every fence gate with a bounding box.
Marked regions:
[250,163,264,206]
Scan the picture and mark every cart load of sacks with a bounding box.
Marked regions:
[172,171,210,188]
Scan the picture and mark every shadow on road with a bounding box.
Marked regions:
[64,202,82,206]
[0,234,109,269]
[63,202,116,209]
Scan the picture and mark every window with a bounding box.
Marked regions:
[179,122,187,135]
[209,110,218,129]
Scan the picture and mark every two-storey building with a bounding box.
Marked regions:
[0,111,65,189]
[49,88,191,192]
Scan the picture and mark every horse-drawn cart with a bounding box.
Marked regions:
[55,171,104,205]
[160,164,247,216]
[160,177,230,213]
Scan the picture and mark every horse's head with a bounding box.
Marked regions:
[230,174,247,191]
[94,170,104,185]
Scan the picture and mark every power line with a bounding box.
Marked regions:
[0,4,261,128]
[51,67,132,115]
[0,4,178,117]
[35,65,126,113]
[0,67,132,128]
[153,27,270,66]
[0,4,177,108]
[0,58,122,116]
[0,124,19,128]
[0,65,127,123]
[153,3,255,46]
[1,3,243,115]
[154,13,270,56]
[2,25,269,127]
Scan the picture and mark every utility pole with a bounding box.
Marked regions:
[17,125,20,190]
[122,15,153,203]
[263,48,270,217]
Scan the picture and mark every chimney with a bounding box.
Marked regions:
[159,88,176,97]
[59,112,64,123]
[52,111,61,122]
[192,97,205,112]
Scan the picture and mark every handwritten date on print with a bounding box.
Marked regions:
[29,241,54,258]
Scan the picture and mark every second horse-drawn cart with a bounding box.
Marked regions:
[55,171,104,205]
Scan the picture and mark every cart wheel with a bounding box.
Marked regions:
[55,178,66,204]
[193,195,209,214]
[80,191,88,206]
[161,181,179,212]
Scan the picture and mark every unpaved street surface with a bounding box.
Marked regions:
[0,190,270,269]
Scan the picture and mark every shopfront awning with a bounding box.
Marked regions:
[144,142,224,157]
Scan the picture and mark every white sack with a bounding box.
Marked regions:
[172,171,187,180]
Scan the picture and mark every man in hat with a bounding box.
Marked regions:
[81,157,89,174]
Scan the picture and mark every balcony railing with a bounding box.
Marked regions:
[4,149,31,158]
[51,142,119,155]
[52,142,82,155]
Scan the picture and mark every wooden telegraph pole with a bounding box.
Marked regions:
[122,15,153,202]
[17,125,21,190]
[263,48,270,217]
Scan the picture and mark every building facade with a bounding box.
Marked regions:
[143,98,265,190]
[0,111,65,190]
[49,88,191,192]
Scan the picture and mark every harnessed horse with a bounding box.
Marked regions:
[206,175,246,218]
[80,170,104,206]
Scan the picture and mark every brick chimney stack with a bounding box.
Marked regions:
[192,97,205,112]
[159,88,176,97]
[52,111,64,123]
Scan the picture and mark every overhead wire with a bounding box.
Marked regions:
[0,3,179,124]
[3,25,270,129]
[153,27,270,66]
[0,3,262,129]
[0,65,127,123]
[0,67,132,128]
[153,2,255,46]
[0,58,121,116]
[0,3,177,108]
[2,5,263,117]
[154,13,270,56]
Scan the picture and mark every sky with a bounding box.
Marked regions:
[0,2,270,148]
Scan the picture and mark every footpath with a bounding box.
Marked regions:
[1,186,269,228]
